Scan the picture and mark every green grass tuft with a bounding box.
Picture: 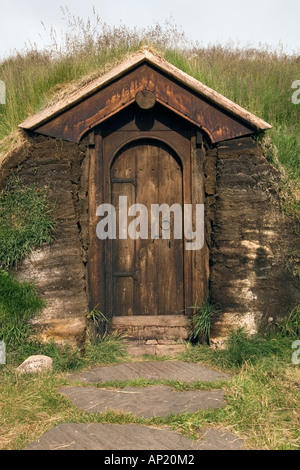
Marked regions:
[0,270,43,349]
[0,177,55,269]
[275,305,300,338]
[188,300,212,344]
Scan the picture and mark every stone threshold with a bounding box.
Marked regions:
[125,339,186,357]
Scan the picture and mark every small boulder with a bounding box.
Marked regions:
[17,355,53,375]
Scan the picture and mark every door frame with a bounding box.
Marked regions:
[87,121,209,334]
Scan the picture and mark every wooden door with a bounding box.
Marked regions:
[110,140,184,317]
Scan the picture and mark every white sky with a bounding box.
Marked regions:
[0,0,300,60]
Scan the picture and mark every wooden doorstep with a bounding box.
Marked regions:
[111,315,192,341]
[112,315,191,328]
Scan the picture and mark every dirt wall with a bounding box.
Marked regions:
[1,133,89,347]
[205,137,299,346]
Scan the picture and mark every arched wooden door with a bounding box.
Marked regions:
[110,139,184,317]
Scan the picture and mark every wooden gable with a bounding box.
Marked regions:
[19,50,271,144]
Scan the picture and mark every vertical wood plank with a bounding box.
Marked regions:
[88,130,106,335]
[191,133,209,308]
[111,147,136,316]
[158,147,184,315]
[135,143,159,315]
[182,137,193,312]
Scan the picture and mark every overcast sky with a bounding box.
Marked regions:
[0,0,300,60]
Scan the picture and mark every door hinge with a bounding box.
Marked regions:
[111,176,137,186]
[113,271,138,282]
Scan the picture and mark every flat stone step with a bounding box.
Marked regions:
[25,423,245,450]
[69,361,231,384]
[127,341,185,358]
[59,385,226,418]
[126,341,186,357]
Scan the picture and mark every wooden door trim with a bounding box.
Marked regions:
[88,125,208,333]
[107,134,187,170]
[105,134,191,321]
[87,131,108,333]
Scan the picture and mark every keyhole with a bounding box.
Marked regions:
[161,219,171,231]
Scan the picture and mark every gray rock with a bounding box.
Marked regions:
[69,361,231,384]
[59,385,226,418]
[17,355,53,375]
[24,423,245,450]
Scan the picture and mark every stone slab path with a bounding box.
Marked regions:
[25,423,244,451]
[69,361,231,384]
[26,360,244,451]
[59,385,226,418]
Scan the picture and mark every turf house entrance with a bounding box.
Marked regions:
[2,49,298,348]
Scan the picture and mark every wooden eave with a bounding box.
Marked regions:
[19,49,272,144]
